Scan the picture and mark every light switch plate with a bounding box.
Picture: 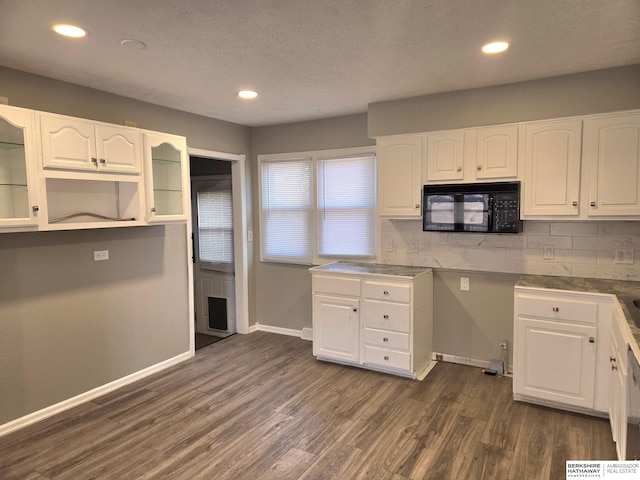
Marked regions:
[460,277,469,291]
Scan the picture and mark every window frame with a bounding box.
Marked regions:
[258,146,377,266]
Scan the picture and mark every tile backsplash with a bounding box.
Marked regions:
[380,219,640,281]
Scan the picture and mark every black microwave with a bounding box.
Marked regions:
[422,181,522,233]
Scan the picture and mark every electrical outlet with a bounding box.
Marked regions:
[0,96,8,105]
[614,248,634,265]
[409,240,418,253]
[93,250,109,261]
[247,230,253,242]
[460,277,469,291]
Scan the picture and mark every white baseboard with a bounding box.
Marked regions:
[433,352,513,375]
[301,328,313,341]
[0,350,193,438]
[257,324,303,338]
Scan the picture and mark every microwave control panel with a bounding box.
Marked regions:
[493,192,521,233]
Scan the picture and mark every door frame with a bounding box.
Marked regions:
[188,147,249,334]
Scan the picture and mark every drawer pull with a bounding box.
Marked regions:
[589,337,595,344]
[383,337,389,342]
[383,291,389,296]
[610,356,616,363]
[383,314,389,319]
[384,356,389,361]
[552,307,559,312]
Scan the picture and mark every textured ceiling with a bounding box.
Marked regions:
[0,0,639,127]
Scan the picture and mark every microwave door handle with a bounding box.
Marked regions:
[487,194,494,232]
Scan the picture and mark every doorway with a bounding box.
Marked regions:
[188,148,249,352]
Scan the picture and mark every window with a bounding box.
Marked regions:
[197,186,234,270]
[259,147,376,264]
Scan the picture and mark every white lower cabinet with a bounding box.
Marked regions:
[311,263,433,379]
[514,287,612,413]
[608,305,628,460]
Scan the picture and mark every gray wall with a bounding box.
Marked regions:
[0,67,251,425]
[368,65,640,137]
[433,270,519,370]
[251,114,374,330]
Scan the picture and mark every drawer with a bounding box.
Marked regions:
[364,328,410,351]
[363,281,411,303]
[517,294,598,324]
[365,346,411,371]
[313,275,360,297]
[364,300,411,333]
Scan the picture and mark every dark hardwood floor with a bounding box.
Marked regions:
[0,331,616,479]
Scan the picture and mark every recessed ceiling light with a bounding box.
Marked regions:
[52,24,87,38]
[482,41,509,54]
[120,39,146,50]
[238,90,258,99]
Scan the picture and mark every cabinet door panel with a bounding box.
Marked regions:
[425,131,464,182]
[40,115,96,171]
[377,136,423,216]
[96,125,141,174]
[585,113,640,216]
[515,318,597,408]
[313,295,359,363]
[522,120,582,217]
[476,126,518,179]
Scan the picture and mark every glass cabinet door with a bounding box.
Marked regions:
[144,132,189,223]
[0,106,38,227]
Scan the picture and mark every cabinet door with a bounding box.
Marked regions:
[475,125,518,179]
[143,132,189,223]
[40,115,97,171]
[95,125,141,174]
[377,136,423,216]
[584,113,640,217]
[0,105,39,228]
[521,120,582,217]
[425,131,464,182]
[514,318,597,408]
[313,294,360,363]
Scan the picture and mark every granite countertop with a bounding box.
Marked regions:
[517,274,640,357]
[309,261,431,278]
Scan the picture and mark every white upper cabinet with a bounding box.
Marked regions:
[584,112,640,217]
[424,131,464,182]
[521,119,582,218]
[424,125,518,183]
[0,105,39,229]
[143,131,189,223]
[475,125,518,179]
[377,135,423,217]
[40,114,142,174]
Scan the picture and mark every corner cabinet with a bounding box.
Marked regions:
[584,112,640,217]
[310,263,434,379]
[143,131,190,223]
[0,105,39,229]
[514,286,612,413]
[377,135,423,217]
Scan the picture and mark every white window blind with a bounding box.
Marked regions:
[197,188,234,269]
[261,159,313,264]
[317,155,376,258]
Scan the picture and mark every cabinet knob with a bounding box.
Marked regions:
[612,365,618,371]
[590,201,596,207]
[456,166,462,172]
[572,201,578,207]
[150,207,156,213]
[383,337,389,342]
[552,307,559,312]
[383,314,389,319]
[99,158,106,164]
[589,337,595,344]
[610,356,616,363]
[383,291,389,296]
[415,204,420,209]
[32,205,39,212]
[91,157,98,164]
[477,165,482,171]
[352,307,358,312]
[384,356,389,361]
